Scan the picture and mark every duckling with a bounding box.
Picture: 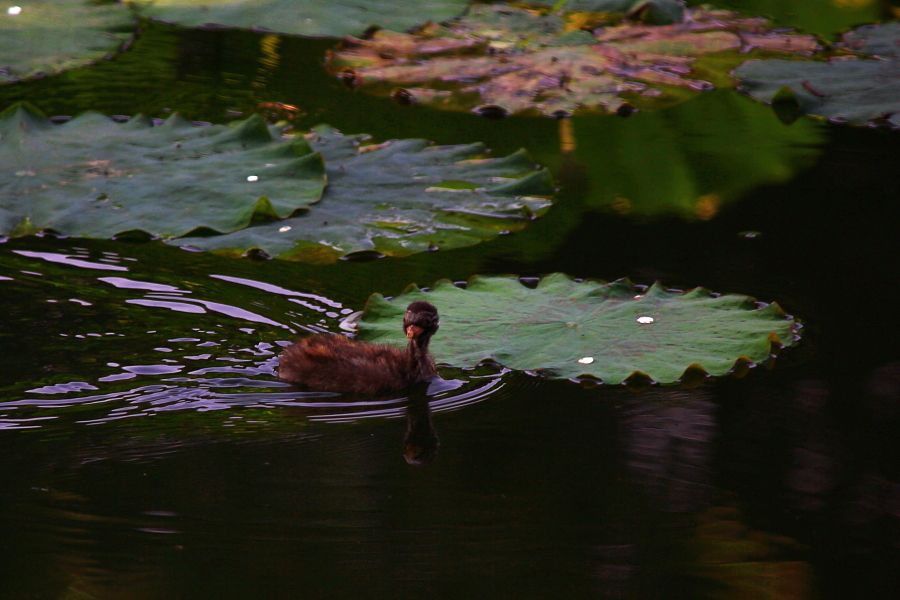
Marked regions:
[277,301,439,395]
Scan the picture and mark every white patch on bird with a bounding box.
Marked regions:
[637,316,654,324]
[578,356,594,364]
[278,226,291,233]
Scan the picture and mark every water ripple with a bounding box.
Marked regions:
[1,243,514,432]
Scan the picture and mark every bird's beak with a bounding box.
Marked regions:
[406,324,423,339]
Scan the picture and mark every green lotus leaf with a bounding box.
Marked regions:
[0,0,135,83]
[0,102,326,239]
[735,22,900,127]
[133,0,468,38]
[358,274,798,385]
[0,104,552,260]
[177,125,554,262]
[327,4,818,116]
[843,22,900,58]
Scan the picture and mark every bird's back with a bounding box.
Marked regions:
[277,334,413,395]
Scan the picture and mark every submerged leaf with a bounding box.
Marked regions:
[735,22,900,127]
[0,0,135,83]
[133,0,469,38]
[358,274,798,384]
[327,4,818,116]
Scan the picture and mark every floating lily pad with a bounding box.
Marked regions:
[328,4,819,116]
[178,125,554,262]
[133,0,468,38]
[735,22,900,127]
[0,103,326,239]
[0,104,553,261]
[358,274,797,385]
[0,0,135,83]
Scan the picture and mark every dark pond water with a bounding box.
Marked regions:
[2,1,900,598]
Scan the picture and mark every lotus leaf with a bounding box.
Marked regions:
[0,104,552,260]
[735,22,900,126]
[177,125,554,262]
[0,0,135,83]
[358,274,797,384]
[0,103,326,239]
[327,4,818,116]
[133,0,468,37]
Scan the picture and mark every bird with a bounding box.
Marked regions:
[277,301,440,395]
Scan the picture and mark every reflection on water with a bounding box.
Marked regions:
[0,243,508,434]
[403,396,440,466]
[716,364,900,597]
[619,389,716,513]
[570,90,825,219]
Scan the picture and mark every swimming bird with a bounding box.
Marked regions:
[277,301,439,395]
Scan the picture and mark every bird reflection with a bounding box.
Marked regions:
[403,393,439,466]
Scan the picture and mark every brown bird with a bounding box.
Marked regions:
[277,301,439,395]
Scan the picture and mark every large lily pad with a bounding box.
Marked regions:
[133,0,468,38]
[0,103,326,239]
[0,104,553,261]
[177,125,554,262]
[327,3,819,116]
[735,22,900,127]
[358,274,798,385]
[0,0,135,83]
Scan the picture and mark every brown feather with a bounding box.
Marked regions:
[277,302,439,395]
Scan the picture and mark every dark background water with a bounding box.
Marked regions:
[2,2,900,598]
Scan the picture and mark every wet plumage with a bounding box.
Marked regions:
[277,301,439,395]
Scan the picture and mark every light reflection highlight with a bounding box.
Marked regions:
[14,250,129,271]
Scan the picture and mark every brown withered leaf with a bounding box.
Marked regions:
[327,4,819,116]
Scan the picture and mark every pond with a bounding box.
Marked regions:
[2,1,899,598]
